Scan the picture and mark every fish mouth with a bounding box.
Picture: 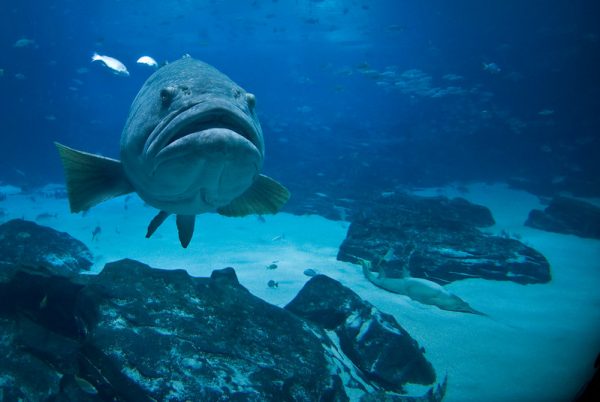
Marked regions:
[145,101,261,159]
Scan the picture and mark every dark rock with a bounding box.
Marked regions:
[360,377,447,402]
[286,275,436,392]
[0,259,443,401]
[83,259,347,401]
[355,193,495,228]
[0,271,92,401]
[0,219,92,277]
[338,193,550,285]
[574,352,600,402]
[525,196,600,239]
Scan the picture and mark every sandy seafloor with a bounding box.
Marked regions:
[1,182,599,402]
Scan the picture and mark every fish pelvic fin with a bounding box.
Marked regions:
[217,174,290,217]
[55,142,134,213]
[176,215,196,248]
[146,210,171,238]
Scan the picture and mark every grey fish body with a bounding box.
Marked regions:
[56,57,289,247]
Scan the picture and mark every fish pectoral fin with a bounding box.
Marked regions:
[217,174,290,217]
[146,210,171,238]
[55,142,134,213]
[176,215,196,248]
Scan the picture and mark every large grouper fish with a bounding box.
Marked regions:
[55,56,290,248]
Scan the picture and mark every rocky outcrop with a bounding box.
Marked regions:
[286,275,436,391]
[0,219,92,278]
[0,258,443,401]
[338,193,550,285]
[525,196,600,239]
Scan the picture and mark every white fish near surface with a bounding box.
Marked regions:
[55,56,290,248]
[91,52,129,76]
[137,56,158,67]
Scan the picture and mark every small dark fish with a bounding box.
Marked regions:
[257,215,266,223]
[267,280,278,288]
[35,212,57,221]
[92,226,102,241]
[303,269,318,277]
[266,263,278,270]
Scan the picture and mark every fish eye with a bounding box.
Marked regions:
[160,86,177,106]
[246,93,256,109]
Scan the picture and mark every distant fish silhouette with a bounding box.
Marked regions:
[92,225,102,241]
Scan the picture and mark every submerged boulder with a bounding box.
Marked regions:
[525,196,600,239]
[338,193,550,285]
[286,275,436,391]
[0,258,443,401]
[0,219,92,278]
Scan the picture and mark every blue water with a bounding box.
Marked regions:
[2,1,600,400]
[1,0,598,198]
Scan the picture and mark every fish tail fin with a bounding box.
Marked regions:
[55,142,134,213]
[91,52,100,61]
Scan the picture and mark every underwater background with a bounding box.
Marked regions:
[1,1,600,401]
[1,0,599,197]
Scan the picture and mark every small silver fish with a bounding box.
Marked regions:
[137,56,158,67]
[74,375,98,395]
[271,234,285,242]
[92,52,129,76]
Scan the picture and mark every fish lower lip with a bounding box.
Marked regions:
[155,128,261,165]
[164,119,252,149]
[146,103,260,157]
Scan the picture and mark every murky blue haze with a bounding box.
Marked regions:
[1,0,598,199]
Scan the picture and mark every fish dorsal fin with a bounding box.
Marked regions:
[176,215,196,248]
[217,174,290,217]
[55,142,134,213]
[146,211,171,238]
